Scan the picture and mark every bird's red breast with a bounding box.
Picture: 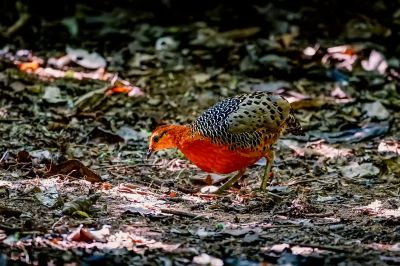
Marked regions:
[178,132,263,174]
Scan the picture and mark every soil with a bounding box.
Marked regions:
[1,1,400,265]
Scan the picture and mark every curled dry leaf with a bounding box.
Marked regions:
[46,159,103,183]
[68,225,97,242]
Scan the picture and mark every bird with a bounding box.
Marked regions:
[147,91,304,193]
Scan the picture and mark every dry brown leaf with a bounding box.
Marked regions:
[46,159,102,183]
[68,225,96,242]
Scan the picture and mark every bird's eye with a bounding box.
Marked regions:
[153,136,160,143]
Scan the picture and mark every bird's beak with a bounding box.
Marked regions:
[146,149,153,159]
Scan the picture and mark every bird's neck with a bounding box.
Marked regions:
[163,124,191,148]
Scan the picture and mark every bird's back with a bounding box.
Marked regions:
[190,91,302,151]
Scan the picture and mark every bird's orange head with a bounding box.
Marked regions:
[147,124,188,158]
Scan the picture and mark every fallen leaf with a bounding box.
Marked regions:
[74,87,108,112]
[223,227,262,237]
[62,194,100,216]
[362,101,390,120]
[66,47,106,69]
[290,98,330,110]
[243,232,260,243]
[68,225,96,242]
[9,81,25,92]
[270,243,290,253]
[190,173,228,185]
[155,36,178,51]
[116,126,148,142]
[19,61,40,71]
[46,159,103,183]
[200,186,219,194]
[193,228,217,238]
[35,186,64,209]
[305,122,390,143]
[71,210,90,219]
[220,27,260,40]
[30,150,53,161]
[251,81,291,93]
[192,253,223,266]
[330,85,349,99]
[124,206,154,216]
[101,182,113,190]
[361,50,388,74]
[378,140,400,155]
[43,86,65,104]
[106,86,143,97]
[341,162,380,178]
[89,225,111,242]
[383,157,400,176]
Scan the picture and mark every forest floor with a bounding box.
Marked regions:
[1,2,400,265]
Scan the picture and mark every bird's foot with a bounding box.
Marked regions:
[260,171,274,191]
[202,169,246,194]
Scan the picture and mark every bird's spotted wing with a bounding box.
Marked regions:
[190,96,241,139]
[225,92,291,134]
[191,92,292,139]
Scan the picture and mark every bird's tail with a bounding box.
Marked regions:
[286,110,304,136]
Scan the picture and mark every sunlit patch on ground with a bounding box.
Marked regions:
[1,1,400,264]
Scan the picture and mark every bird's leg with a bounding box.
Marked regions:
[214,168,246,194]
[260,150,275,191]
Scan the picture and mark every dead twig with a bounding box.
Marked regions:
[160,208,204,218]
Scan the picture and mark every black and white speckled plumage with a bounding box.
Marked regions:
[190,91,303,151]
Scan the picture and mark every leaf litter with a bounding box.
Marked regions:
[0,1,400,265]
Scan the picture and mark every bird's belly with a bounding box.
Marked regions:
[178,138,263,174]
